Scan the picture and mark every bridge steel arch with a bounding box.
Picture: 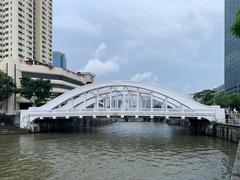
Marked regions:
[20,81,225,130]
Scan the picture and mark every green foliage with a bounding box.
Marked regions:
[193,89,215,105]
[211,93,240,110]
[229,93,240,110]
[86,104,94,109]
[20,77,52,106]
[0,70,16,103]
[231,10,240,38]
[193,88,240,110]
[153,104,161,108]
[215,93,231,108]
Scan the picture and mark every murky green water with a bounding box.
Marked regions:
[0,122,237,180]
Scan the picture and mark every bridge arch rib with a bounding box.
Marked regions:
[39,81,209,110]
[20,81,225,130]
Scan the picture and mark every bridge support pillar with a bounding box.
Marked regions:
[82,117,91,128]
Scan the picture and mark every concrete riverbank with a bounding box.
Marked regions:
[0,125,28,135]
[231,142,240,180]
[215,123,240,143]
[165,118,240,142]
[0,115,27,135]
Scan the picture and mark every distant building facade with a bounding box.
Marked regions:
[53,51,67,69]
[0,60,95,115]
[225,0,240,93]
[213,84,224,95]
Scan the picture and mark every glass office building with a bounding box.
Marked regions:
[225,0,240,92]
[53,51,67,69]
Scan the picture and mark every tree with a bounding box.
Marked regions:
[193,88,240,110]
[0,70,16,103]
[215,93,231,108]
[229,93,240,110]
[231,10,240,38]
[154,104,161,108]
[86,104,94,109]
[20,77,52,106]
[214,93,240,110]
[193,90,215,105]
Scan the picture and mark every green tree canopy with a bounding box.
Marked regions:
[231,10,240,38]
[193,89,215,105]
[20,77,52,106]
[153,104,161,108]
[0,70,16,103]
[212,93,240,110]
[215,93,231,108]
[228,93,240,110]
[193,89,240,110]
[86,104,94,109]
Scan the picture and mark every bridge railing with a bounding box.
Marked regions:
[24,108,218,116]
[20,107,226,125]
[229,112,240,125]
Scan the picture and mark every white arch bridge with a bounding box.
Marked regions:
[20,81,225,130]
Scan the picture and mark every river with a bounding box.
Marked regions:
[0,122,238,180]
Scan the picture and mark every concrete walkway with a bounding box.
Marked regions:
[231,142,240,180]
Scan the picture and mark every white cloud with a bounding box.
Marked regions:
[54,0,224,93]
[101,0,223,63]
[130,71,158,83]
[80,58,119,76]
[79,43,122,76]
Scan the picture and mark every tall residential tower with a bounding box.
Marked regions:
[225,0,240,92]
[0,0,53,65]
[0,0,95,117]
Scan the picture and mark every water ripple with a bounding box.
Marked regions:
[0,122,237,180]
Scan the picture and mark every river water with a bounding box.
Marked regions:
[0,122,237,180]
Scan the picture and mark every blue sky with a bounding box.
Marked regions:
[53,0,224,94]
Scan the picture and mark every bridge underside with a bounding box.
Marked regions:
[25,116,212,135]
[20,81,225,131]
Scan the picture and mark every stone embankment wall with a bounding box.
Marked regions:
[216,123,240,143]
[231,142,240,180]
[165,118,240,141]
[0,114,20,127]
[0,115,27,134]
[0,115,15,125]
[0,125,28,135]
